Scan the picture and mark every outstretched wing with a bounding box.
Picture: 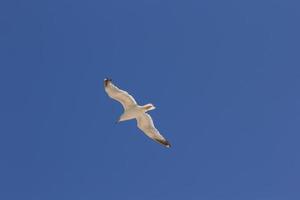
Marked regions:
[137,113,171,148]
[104,78,137,110]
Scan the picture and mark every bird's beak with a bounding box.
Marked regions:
[115,119,120,124]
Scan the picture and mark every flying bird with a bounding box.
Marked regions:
[104,78,171,148]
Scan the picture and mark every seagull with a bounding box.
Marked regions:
[104,78,171,148]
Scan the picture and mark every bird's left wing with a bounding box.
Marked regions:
[137,113,171,148]
[104,79,137,110]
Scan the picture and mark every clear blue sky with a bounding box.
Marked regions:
[1,0,300,199]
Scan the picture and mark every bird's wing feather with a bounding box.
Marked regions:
[137,113,171,148]
[104,79,137,110]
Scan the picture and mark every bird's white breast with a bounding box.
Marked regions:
[119,106,144,121]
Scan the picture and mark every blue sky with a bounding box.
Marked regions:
[1,0,300,199]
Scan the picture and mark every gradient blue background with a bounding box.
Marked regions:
[1,0,300,199]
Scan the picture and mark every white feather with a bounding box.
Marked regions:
[104,79,171,148]
[137,113,170,147]
[104,79,137,110]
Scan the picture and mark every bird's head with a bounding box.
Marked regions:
[143,103,156,111]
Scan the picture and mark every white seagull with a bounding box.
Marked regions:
[104,78,171,148]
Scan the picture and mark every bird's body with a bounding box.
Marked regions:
[104,78,171,148]
[118,104,154,122]
[119,106,143,122]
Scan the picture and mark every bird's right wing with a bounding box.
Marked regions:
[104,79,137,110]
[137,113,171,148]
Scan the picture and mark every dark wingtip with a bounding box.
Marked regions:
[156,138,171,148]
[165,141,171,148]
[104,78,112,87]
